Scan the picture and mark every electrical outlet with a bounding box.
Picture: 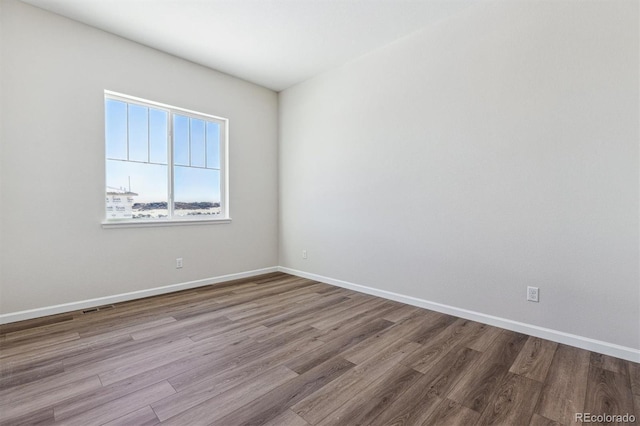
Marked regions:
[176,258,183,269]
[527,286,539,302]
[302,250,307,259]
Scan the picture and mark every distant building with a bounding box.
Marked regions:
[106,191,138,219]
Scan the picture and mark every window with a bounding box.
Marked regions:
[104,91,228,225]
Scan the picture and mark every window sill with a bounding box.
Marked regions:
[102,218,232,229]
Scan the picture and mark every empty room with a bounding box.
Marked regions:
[0,0,638,424]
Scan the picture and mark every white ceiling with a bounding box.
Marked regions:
[21,0,478,91]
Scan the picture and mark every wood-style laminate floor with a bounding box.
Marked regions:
[1,272,638,425]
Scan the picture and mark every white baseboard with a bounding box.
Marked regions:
[279,267,640,363]
[0,267,279,325]
[3,265,638,363]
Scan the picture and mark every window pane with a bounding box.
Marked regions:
[105,99,127,160]
[128,104,148,162]
[190,119,205,168]
[149,108,167,164]
[106,160,168,219]
[173,114,189,166]
[206,122,220,169]
[173,166,220,217]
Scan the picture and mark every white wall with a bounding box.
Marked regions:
[280,0,639,351]
[0,0,279,314]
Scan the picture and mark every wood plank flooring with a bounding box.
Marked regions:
[0,272,637,425]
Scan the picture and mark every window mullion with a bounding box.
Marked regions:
[188,118,192,167]
[168,113,174,220]
[147,108,150,163]
[126,104,130,161]
[204,121,208,169]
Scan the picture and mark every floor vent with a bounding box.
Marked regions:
[82,305,115,314]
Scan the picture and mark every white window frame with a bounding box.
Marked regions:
[102,90,230,228]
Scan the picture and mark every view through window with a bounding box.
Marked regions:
[105,92,227,222]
